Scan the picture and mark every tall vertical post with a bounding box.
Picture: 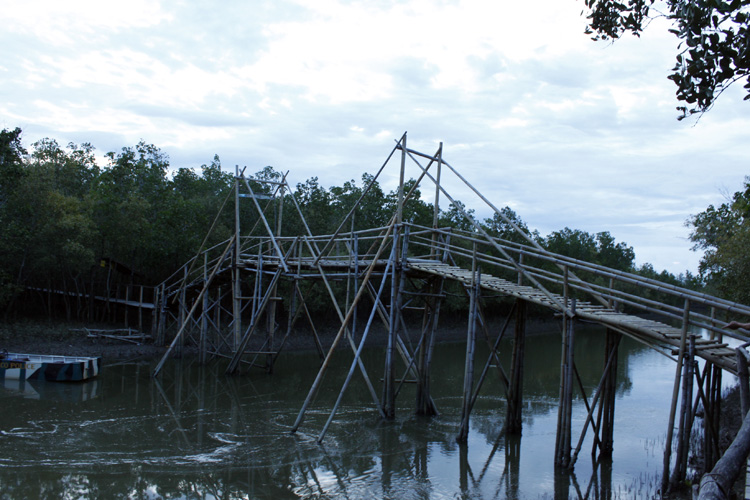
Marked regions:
[506,298,526,434]
[178,265,187,356]
[199,253,208,365]
[704,307,722,471]
[430,142,442,257]
[157,283,166,346]
[383,229,399,419]
[457,245,479,442]
[397,133,406,227]
[151,285,159,341]
[663,299,691,493]
[671,334,696,487]
[555,295,576,468]
[416,275,442,416]
[266,182,283,373]
[597,328,620,457]
[233,166,242,351]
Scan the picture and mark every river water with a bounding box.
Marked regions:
[0,327,733,499]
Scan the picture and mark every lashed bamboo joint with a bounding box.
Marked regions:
[149,133,750,489]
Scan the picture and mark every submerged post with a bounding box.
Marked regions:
[383,228,400,419]
[506,298,527,435]
[555,297,576,468]
[663,299,691,493]
[457,247,480,442]
[596,328,620,457]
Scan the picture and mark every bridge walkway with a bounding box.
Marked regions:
[406,259,738,375]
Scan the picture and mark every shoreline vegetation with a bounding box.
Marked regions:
[0,128,700,325]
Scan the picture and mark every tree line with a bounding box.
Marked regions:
[0,127,702,319]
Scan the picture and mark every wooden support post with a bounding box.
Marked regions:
[457,254,479,442]
[199,254,208,365]
[383,228,401,420]
[266,275,278,374]
[555,298,576,468]
[151,285,159,341]
[663,299,691,493]
[596,328,620,458]
[430,142,442,257]
[233,167,241,351]
[353,233,359,340]
[737,347,750,417]
[125,285,130,329]
[506,298,526,435]
[416,276,443,416]
[157,283,166,346]
[178,267,187,357]
[138,285,144,334]
[214,286,221,343]
[671,334,696,487]
[704,308,722,472]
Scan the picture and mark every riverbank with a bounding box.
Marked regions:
[0,316,561,359]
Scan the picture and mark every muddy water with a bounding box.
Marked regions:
[0,328,731,499]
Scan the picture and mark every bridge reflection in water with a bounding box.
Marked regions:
[0,329,704,498]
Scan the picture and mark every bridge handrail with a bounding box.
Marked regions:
[406,223,750,316]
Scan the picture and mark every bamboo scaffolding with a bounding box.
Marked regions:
[146,135,750,479]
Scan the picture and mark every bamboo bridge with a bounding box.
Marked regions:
[143,133,750,492]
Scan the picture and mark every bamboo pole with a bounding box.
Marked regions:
[383,228,400,419]
[431,143,442,257]
[239,176,289,273]
[225,268,283,374]
[290,224,396,434]
[317,252,394,442]
[571,341,620,466]
[153,235,236,377]
[457,247,479,442]
[597,329,620,458]
[506,298,526,435]
[663,299,691,493]
[671,334,696,486]
[200,253,208,365]
[469,301,515,413]
[233,168,242,351]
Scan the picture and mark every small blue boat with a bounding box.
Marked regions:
[0,352,101,382]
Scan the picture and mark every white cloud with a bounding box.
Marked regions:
[2,0,748,276]
[3,0,171,45]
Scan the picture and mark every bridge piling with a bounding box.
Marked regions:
[506,298,526,435]
[555,298,576,468]
[457,258,480,442]
[595,329,620,458]
[671,334,697,487]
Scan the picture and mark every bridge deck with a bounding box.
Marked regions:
[406,259,738,375]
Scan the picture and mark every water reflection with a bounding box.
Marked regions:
[0,328,679,498]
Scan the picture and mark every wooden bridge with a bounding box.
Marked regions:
[146,133,750,493]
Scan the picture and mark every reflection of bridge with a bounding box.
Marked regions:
[149,133,750,491]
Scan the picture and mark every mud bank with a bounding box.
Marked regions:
[0,317,561,360]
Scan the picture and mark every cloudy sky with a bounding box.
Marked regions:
[2,0,748,275]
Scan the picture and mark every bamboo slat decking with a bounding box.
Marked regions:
[406,259,739,374]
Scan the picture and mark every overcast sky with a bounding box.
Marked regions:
[2,0,748,275]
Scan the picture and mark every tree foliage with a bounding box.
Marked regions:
[583,0,750,118]
[541,227,636,271]
[0,127,692,317]
[688,176,750,302]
